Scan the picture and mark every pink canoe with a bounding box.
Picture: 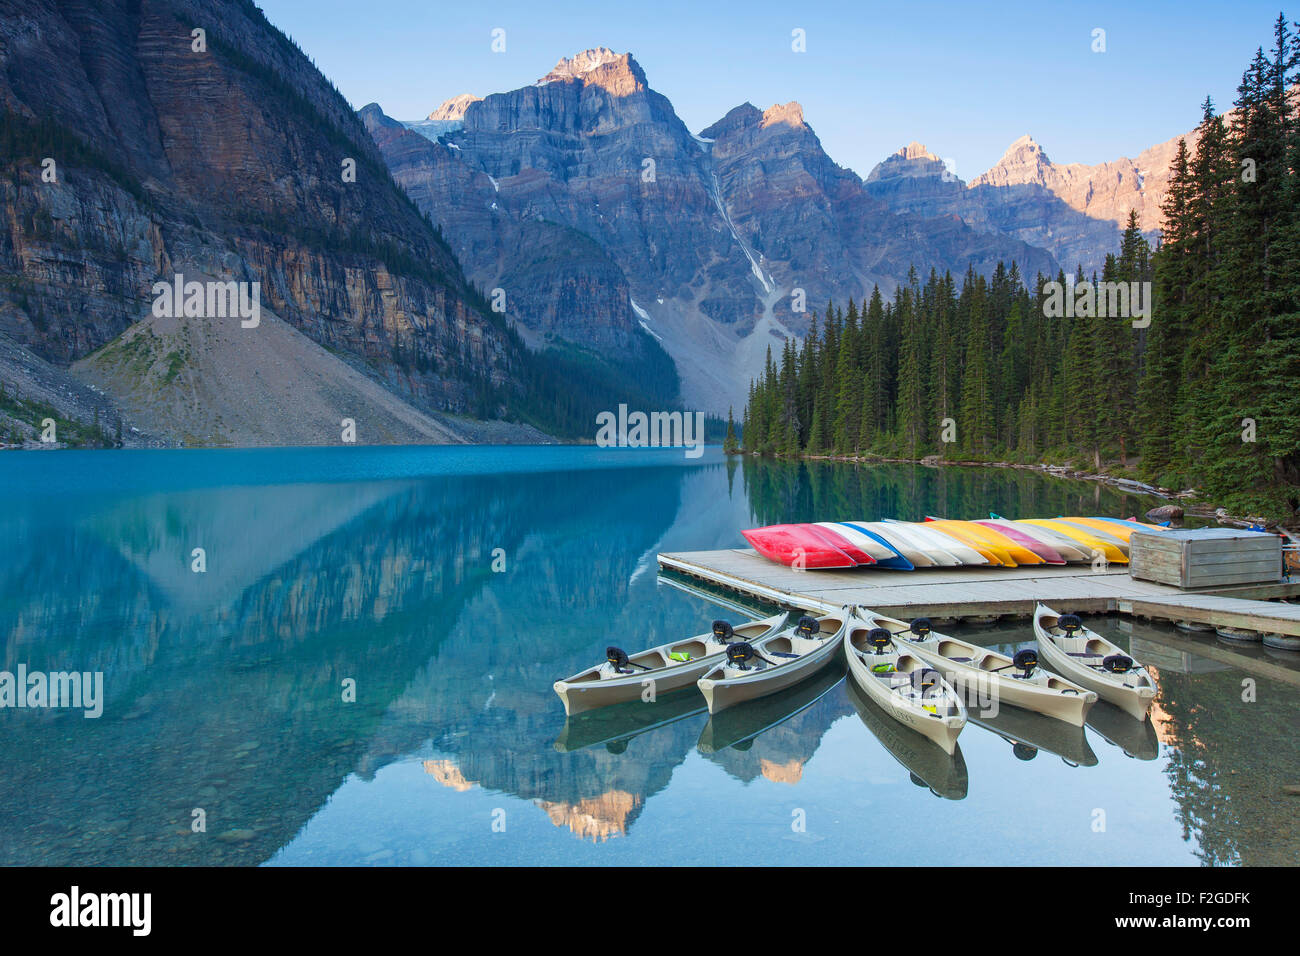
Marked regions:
[974,520,1067,565]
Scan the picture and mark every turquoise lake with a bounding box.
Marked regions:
[1,446,1296,866]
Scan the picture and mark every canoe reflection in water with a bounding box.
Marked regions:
[554,690,708,754]
[845,677,969,800]
[697,660,846,754]
[1086,701,1160,761]
[966,702,1099,767]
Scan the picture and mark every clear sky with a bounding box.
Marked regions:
[256,0,1287,178]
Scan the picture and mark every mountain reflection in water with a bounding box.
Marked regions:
[1,449,1296,866]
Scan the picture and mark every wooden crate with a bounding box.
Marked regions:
[1129,528,1282,589]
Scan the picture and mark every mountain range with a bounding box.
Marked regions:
[0,7,1204,443]
[366,47,1192,414]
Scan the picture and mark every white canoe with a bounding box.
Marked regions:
[814,522,898,563]
[847,520,957,567]
[697,612,848,714]
[866,613,1099,726]
[881,519,990,566]
[554,612,788,716]
[845,611,967,754]
[1033,604,1158,720]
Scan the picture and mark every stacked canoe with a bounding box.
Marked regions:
[741,516,1166,570]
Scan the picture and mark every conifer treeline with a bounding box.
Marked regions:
[743,14,1300,516]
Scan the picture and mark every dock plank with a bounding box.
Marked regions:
[658,548,1300,635]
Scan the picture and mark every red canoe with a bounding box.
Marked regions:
[801,524,878,565]
[741,524,862,569]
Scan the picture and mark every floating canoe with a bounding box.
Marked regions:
[697,612,848,714]
[973,520,1066,564]
[844,676,969,800]
[1016,519,1127,564]
[985,517,1094,563]
[867,614,1099,725]
[1033,604,1157,720]
[817,522,910,568]
[741,525,857,569]
[553,612,788,715]
[845,611,968,754]
[852,521,961,567]
[883,518,992,566]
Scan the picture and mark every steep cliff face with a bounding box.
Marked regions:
[360,102,666,363]
[371,49,1060,413]
[448,50,757,331]
[0,0,525,441]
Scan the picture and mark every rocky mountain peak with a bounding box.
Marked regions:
[699,103,762,139]
[760,101,806,129]
[537,47,646,95]
[864,141,950,183]
[1005,133,1047,158]
[428,93,481,121]
[357,102,405,130]
[972,135,1053,189]
[895,141,941,162]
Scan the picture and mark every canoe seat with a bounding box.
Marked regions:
[946,656,973,663]
[770,651,800,659]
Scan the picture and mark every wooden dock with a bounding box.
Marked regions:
[657,548,1300,635]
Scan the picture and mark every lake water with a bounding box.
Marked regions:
[1,446,1296,866]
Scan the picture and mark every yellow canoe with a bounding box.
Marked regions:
[1053,519,1132,555]
[1059,516,1140,543]
[925,520,1034,566]
[1017,519,1128,564]
[953,521,1047,565]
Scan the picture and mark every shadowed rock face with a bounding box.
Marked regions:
[0,0,517,426]
[700,105,1058,307]
[360,103,662,362]
[366,50,1059,414]
[444,50,757,332]
[865,144,1128,275]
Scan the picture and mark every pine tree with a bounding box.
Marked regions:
[1139,139,1192,481]
[894,284,926,457]
[832,300,862,452]
[724,406,738,454]
[959,271,993,456]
